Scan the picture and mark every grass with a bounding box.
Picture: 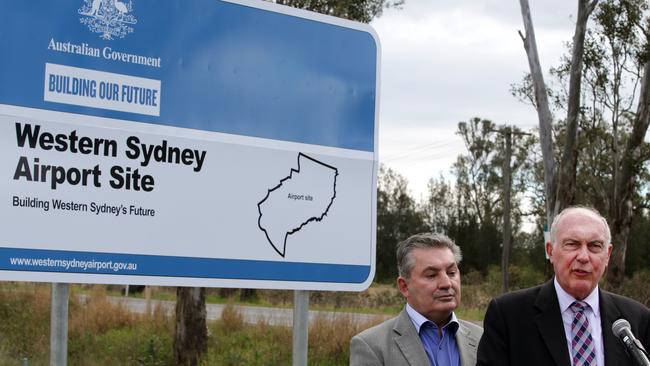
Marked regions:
[0,281,476,365]
[2,270,648,365]
[0,284,389,365]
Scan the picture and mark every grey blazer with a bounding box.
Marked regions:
[350,308,483,366]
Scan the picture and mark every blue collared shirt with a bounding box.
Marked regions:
[406,303,461,366]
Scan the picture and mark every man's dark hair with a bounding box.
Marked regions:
[396,233,462,279]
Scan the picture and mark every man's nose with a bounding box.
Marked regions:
[576,244,590,261]
[439,273,452,288]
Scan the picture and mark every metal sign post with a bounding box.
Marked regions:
[292,290,310,366]
[50,283,69,366]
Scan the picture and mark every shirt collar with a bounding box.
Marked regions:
[553,276,600,316]
[405,303,459,334]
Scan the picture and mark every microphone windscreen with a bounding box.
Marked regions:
[613,318,631,338]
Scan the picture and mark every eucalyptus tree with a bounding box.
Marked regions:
[271,0,404,23]
[515,0,650,286]
[449,118,533,274]
[518,0,599,227]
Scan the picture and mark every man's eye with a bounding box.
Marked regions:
[588,243,604,252]
[564,242,580,249]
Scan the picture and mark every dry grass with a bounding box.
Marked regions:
[3,274,650,365]
[201,303,386,365]
[69,285,139,335]
[219,302,244,333]
[0,283,174,365]
[310,313,385,365]
[0,283,50,362]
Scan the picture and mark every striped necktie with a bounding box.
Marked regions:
[570,301,596,366]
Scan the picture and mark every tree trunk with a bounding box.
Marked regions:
[174,287,207,366]
[553,0,599,216]
[501,128,512,294]
[518,0,556,227]
[608,58,650,287]
[519,0,598,225]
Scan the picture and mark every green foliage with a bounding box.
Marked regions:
[202,306,293,366]
[375,165,428,282]
[485,264,547,294]
[543,0,650,218]
[70,328,172,365]
[272,0,404,23]
[625,212,650,275]
[422,174,456,233]
[614,270,650,307]
[453,117,531,230]
[452,218,501,274]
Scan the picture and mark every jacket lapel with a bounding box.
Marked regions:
[534,281,572,366]
[393,309,430,366]
[599,290,627,365]
[456,321,480,366]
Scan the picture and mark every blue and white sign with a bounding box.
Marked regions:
[0,0,379,290]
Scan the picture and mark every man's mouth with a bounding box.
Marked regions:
[572,269,590,276]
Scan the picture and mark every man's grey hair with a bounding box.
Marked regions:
[396,232,462,279]
[550,206,611,245]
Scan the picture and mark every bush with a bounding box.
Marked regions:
[0,283,50,361]
[613,270,650,307]
[219,302,244,333]
[485,264,546,293]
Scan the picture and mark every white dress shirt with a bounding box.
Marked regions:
[554,277,604,366]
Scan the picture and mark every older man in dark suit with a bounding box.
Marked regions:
[350,233,483,366]
[478,206,650,366]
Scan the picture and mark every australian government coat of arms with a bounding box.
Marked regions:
[78,0,137,40]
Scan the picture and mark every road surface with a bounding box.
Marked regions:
[98,295,389,327]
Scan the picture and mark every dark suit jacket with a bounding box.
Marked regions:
[477,280,650,366]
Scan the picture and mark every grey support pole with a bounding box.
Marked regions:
[292,290,309,366]
[50,283,69,366]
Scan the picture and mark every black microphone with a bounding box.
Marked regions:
[612,318,650,366]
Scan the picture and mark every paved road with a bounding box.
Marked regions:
[104,296,389,327]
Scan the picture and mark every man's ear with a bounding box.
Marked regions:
[545,241,554,262]
[605,243,613,263]
[397,276,409,298]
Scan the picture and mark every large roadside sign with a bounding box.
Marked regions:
[0,0,379,290]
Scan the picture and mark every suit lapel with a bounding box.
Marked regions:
[456,321,479,366]
[393,309,430,366]
[533,281,572,366]
[599,290,627,365]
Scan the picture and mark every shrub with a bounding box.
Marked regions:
[614,270,650,307]
[0,283,50,361]
[219,302,244,333]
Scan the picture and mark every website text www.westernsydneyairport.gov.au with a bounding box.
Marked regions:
[8,256,138,273]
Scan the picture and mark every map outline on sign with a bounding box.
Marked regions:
[257,152,338,258]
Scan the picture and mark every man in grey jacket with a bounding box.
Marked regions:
[350,233,483,366]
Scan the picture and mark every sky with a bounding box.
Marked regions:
[370,0,579,199]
